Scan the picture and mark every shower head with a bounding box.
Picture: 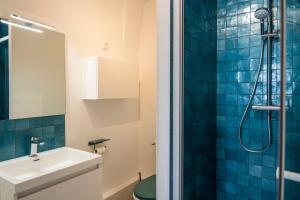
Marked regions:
[254,7,270,21]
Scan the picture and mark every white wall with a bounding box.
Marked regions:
[0,0,157,197]
[138,0,157,179]
[0,0,155,197]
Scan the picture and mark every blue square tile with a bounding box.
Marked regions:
[249,154,262,165]
[226,50,238,60]
[238,13,251,25]
[262,178,276,192]
[218,8,227,18]
[55,136,65,148]
[251,23,261,35]
[218,18,226,29]
[29,117,42,128]
[0,131,15,147]
[227,27,238,38]
[226,38,238,49]
[55,124,65,136]
[218,40,226,50]
[227,4,238,16]
[238,2,250,14]
[250,46,261,58]
[262,166,276,179]
[249,186,262,199]
[238,37,250,48]
[237,174,249,186]
[238,48,250,59]
[249,165,262,177]
[0,120,14,132]
[42,116,54,126]
[225,182,237,194]
[0,146,15,161]
[250,35,262,46]
[238,25,250,36]
[30,127,44,137]
[44,126,55,137]
[250,0,264,12]
[227,16,238,27]
[262,155,275,167]
[15,119,29,130]
[237,185,249,197]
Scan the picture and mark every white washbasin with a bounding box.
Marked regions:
[0,147,102,199]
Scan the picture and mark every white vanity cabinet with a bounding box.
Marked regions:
[0,147,103,200]
[19,166,102,200]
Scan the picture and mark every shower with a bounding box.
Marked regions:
[238,6,279,153]
[254,7,270,21]
[173,0,296,197]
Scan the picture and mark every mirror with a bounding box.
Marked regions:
[0,23,66,120]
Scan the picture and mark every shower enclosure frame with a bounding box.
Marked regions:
[279,0,286,198]
[158,0,289,199]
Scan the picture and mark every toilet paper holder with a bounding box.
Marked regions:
[88,138,110,153]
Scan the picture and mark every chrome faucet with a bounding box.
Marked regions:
[30,137,44,161]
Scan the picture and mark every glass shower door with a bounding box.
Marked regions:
[179,0,293,198]
[283,0,300,198]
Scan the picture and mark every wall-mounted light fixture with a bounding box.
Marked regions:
[10,14,55,30]
[0,18,43,33]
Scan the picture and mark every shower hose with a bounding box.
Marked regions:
[238,38,272,153]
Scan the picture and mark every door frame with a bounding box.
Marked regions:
[156,0,171,199]
[157,0,183,199]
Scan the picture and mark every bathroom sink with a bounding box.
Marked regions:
[0,147,102,200]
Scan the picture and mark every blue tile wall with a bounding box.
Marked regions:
[184,0,217,199]
[0,23,9,120]
[0,23,8,38]
[184,0,300,198]
[0,115,65,161]
[184,0,300,195]
[216,0,281,198]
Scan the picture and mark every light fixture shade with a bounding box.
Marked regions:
[0,19,43,33]
[10,14,54,30]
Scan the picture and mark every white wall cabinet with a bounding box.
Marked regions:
[82,57,139,99]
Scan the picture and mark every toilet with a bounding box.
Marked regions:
[133,175,156,200]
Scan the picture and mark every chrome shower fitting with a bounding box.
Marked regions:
[238,38,271,153]
[254,7,279,38]
[238,6,279,153]
[254,7,270,21]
